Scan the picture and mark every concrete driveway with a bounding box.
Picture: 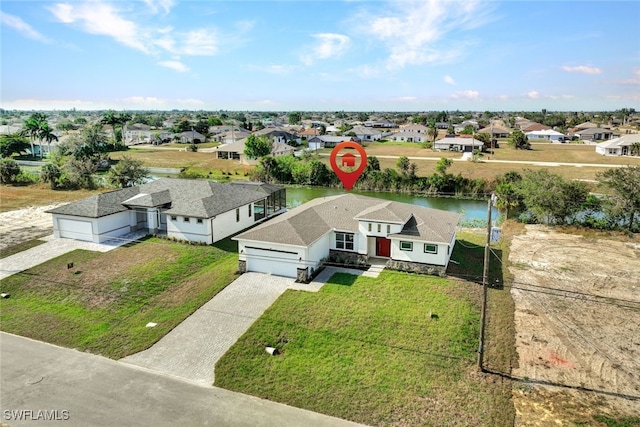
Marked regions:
[0,332,363,427]
[121,272,326,385]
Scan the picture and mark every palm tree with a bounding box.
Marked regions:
[427,123,438,149]
[630,142,640,157]
[39,122,58,157]
[101,110,119,144]
[22,117,41,157]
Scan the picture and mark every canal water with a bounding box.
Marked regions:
[285,186,498,224]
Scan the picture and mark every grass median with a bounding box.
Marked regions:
[215,231,517,426]
[0,237,239,359]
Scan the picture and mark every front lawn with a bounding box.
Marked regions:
[215,268,514,426]
[0,237,239,359]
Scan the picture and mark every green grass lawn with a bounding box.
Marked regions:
[0,237,239,359]
[215,260,515,425]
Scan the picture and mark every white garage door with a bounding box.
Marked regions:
[245,247,299,278]
[58,218,93,241]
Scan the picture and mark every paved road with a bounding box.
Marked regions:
[0,332,364,427]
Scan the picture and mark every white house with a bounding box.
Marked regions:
[216,139,296,163]
[307,135,361,150]
[525,129,566,142]
[234,194,460,281]
[434,137,484,152]
[123,123,152,145]
[47,179,285,245]
[595,134,640,156]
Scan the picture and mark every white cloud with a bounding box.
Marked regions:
[0,98,104,110]
[561,65,602,75]
[393,96,418,102]
[527,91,539,99]
[265,64,297,74]
[158,60,189,72]
[49,1,220,75]
[356,0,493,70]
[444,75,456,85]
[176,98,205,107]
[452,90,479,99]
[143,0,175,15]
[616,69,640,85]
[301,33,351,66]
[0,11,51,43]
[120,96,167,107]
[49,2,150,53]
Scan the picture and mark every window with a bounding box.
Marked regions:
[183,217,190,223]
[424,244,438,254]
[335,232,354,250]
[386,224,391,234]
[248,204,252,217]
[400,241,413,251]
[197,218,203,224]
[171,216,177,221]
[236,208,240,222]
[377,224,381,233]
[368,223,372,232]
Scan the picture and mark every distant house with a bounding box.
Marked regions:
[389,132,428,143]
[252,127,300,146]
[526,129,566,142]
[521,123,550,133]
[123,123,152,145]
[209,126,250,144]
[478,126,511,139]
[216,138,295,163]
[177,130,206,144]
[234,194,460,281]
[307,135,361,150]
[47,179,285,245]
[434,137,484,152]
[454,120,479,133]
[399,124,429,134]
[573,127,616,143]
[595,134,640,156]
[352,126,389,142]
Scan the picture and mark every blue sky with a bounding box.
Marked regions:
[1,0,639,111]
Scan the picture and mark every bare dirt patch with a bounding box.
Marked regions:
[508,225,640,424]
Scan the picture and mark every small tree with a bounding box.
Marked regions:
[0,133,29,158]
[396,156,410,175]
[244,134,272,159]
[107,156,149,188]
[0,158,21,184]
[435,157,453,175]
[509,130,531,150]
[40,163,62,189]
[597,166,640,232]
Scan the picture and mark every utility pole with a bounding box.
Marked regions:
[477,193,494,372]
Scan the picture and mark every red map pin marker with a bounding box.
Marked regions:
[329,141,367,191]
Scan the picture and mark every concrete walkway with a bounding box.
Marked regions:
[0,232,147,281]
[121,267,370,386]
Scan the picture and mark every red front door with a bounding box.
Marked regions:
[376,237,391,258]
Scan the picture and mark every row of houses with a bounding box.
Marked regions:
[48,178,460,281]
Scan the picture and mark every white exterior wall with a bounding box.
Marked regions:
[390,239,449,266]
[211,203,257,242]
[166,216,211,244]
[306,233,332,270]
[93,211,135,242]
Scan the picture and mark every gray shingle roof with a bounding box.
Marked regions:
[235,194,460,246]
[47,179,283,219]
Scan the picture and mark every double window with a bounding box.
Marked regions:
[335,232,354,250]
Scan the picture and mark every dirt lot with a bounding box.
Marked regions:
[508,225,640,425]
[0,204,60,251]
